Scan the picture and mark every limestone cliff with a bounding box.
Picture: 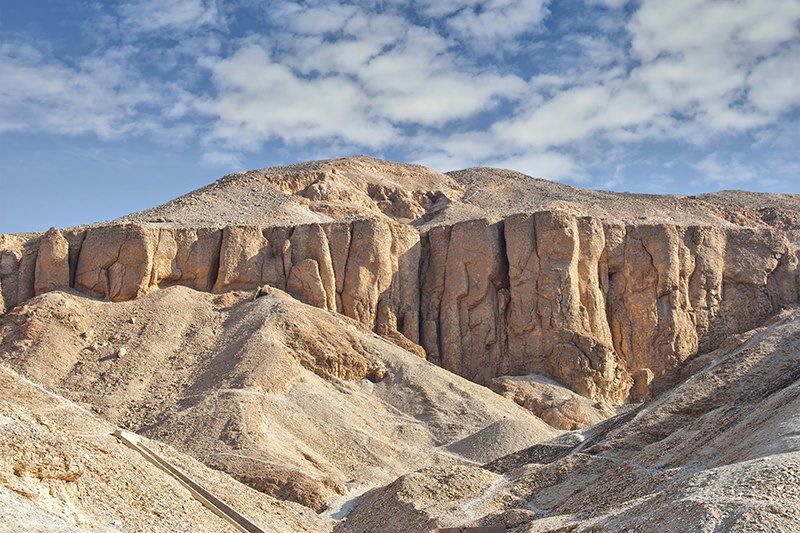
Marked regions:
[420,213,799,402]
[2,209,797,403]
[0,220,420,352]
[2,158,799,403]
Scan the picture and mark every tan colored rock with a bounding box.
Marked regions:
[607,224,698,379]
[375,223,421,345]
[150,227,222,291]
[34,228,70,295]
[687,225,725,349]
[213,226,272,292]
[74,224,158,301]
[287,258,328,309]
[421,212,628,400]
[1,235,41,311]
[491,374,613,430]
[421,218,508,383]
[630,367,654,401]
[322,222,351,312]
[4,158,800,405]
[288,224,336,311]
[341,219,396,329]
[0,286,549,515]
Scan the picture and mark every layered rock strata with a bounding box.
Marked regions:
[2,210,798,402]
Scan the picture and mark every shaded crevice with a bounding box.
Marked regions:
[338,221,355,310]
[208,228,224,291]
[68,231,86,289]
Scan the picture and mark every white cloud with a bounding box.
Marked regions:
[197,3,528,151]
[415,0,550,50]
[119,0,221,33]
[198,43,397,150]
[201,149,241,167]
[694,153,759,185]
[585,0,628,7]
[2,0,799,189]
[630,0,800,61]
[486,0,800,159]
[488,151,583,180]
[494,83,662,149]
[748,44,800,115]
[0,43,171,139]
[271,1,358,35]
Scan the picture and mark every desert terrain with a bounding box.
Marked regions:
[1,156,799,531]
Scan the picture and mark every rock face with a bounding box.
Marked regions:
[1,210,799,402]
[420,213,799,401]
[2,161,800,403]
[0,219,421,353]
[490,374,614,430]
[33,228,70,296]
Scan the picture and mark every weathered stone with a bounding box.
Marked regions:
[421,218,508,384]
[74,224,158,302]
[34,228,70,295]
[0,234,29,310]
[150,227,222,291]
[288,224,336,311]
[213,226,272,292]
[287,258,327,309]
[630,368,655,401]
[341,219,396,329]
[4,205,800,403]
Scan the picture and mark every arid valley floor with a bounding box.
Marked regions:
[1,156,799,532]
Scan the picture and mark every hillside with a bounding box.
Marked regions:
[338,308,800,531]
[0,364,325,532]
[0,285,554,512]
[1,156,799,531]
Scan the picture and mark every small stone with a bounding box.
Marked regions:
[367,366,387,383]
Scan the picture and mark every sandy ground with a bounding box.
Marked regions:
[337,309,800,532]
[0,285,555,515]
[0,364,325,532]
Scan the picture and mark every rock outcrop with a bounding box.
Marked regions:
[419,212,799,401]
[33,228,70,296]
[0,219,421,352]
[2,162,799,403]
[2,210,799,402]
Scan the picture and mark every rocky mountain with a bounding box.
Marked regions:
[339,308,800,532]
[1,156,799,531]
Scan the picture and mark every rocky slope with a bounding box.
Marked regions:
[0,286,554,513]
[337,308,800,532]
[2,156,799,531]
[0,364,324,532]
[2,156,799,403]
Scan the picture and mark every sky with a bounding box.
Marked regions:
[1,0,800,233]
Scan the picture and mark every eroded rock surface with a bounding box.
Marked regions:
[419,211,800,401]
[2,157,800,402]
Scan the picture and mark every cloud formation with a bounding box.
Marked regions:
[118,0,222,32]
[0,43,163,138]
[0,0,798,188]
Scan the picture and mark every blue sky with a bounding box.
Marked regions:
[1,0,799,233]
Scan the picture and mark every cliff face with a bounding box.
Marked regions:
[0,220,420,347]
[420,213,799,401]
[4,153,800,405]
[3,208,796,403]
